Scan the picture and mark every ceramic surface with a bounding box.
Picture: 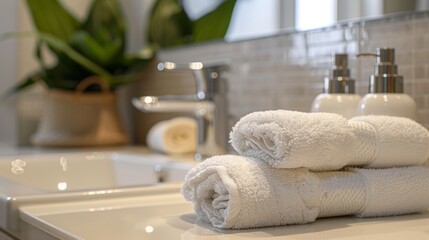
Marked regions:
[19,193,429,240]
[357,93,418,120]
[0,151,194,238]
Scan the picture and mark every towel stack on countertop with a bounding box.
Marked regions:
[181,110,429,229]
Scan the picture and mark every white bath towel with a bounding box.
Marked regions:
[181,155,321,229]
[182,155,429,229]
[147,117,197,154]
[350,166,429,218]
[350,115,429,168]
[230,110,429,170]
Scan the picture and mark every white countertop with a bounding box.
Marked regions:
[19,192,429,240]
[0,145,151,156]
[3,145,429,239]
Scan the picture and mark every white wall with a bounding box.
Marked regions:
[0,0,18,146]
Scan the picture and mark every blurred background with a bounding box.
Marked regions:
[1,0,428,147]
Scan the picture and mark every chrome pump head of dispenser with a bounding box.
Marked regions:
[324,53,356,94]
[357,48,404,93]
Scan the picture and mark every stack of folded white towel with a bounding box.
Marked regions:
[181,110,429,229]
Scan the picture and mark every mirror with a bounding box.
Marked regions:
[223,0,429,41]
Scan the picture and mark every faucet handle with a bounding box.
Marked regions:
[157,61,229,100]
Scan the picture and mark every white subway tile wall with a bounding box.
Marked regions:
[134,12,429,143]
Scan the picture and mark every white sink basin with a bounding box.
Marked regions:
[19,193,429,240]
[0,151,195,238]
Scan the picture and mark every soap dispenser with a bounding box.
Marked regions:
[356,48,417,120]
[311,53,361,119]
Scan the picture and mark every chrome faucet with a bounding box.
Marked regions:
[132,61,229,160]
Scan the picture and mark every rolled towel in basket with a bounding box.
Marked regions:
[181,155,429,229]
[230,110,429,170]
[147,117,197,154]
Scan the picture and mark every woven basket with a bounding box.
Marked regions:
[31,77,129,146]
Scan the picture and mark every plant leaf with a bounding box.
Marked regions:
[36,32,114,85]
[148,0,193,48]
[42,65,86,90]
[192,0,237,43]
[25,0,80,44]
[78,0,126,65]
[84,0,126,44]
[1,32,113,86]
[70,30,122,67]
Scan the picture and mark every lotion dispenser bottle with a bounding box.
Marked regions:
[311,53,361,119]
[356,48,417,120]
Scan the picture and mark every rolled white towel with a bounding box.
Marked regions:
[350,115,429,168]
[230,110,429,170]
[147,117,197,154]
[181,155,321,229]
[181,155,429,229]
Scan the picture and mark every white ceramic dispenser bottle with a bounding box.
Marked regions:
[311,53,361,119]
[356,48,417,120]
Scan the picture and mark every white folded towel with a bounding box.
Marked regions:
[181,155,429,229]
[147,117,197,154]
[230,110,429,170]
[350,115,429,168]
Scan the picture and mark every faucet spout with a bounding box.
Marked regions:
[132,96,213,114]
[132,95,225,160]
[133,61,229,161]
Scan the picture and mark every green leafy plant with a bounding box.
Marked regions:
[1,0,237,96]
[147,0,237,48]
[3,0,152,95]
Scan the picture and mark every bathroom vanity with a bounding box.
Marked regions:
[0,147,428,240]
